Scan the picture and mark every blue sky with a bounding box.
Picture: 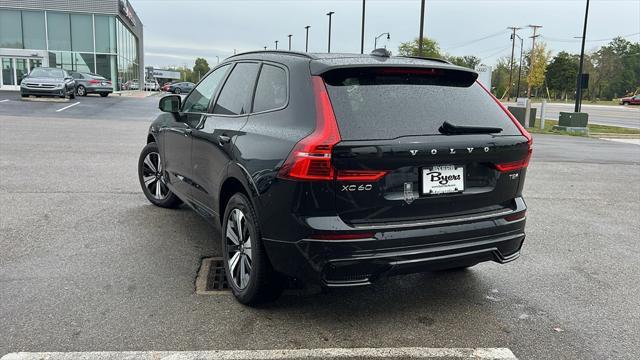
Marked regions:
[129,0,640,69]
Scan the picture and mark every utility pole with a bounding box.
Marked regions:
[575,0,590,112]
[526,25,542,98]
[326,11,335,53]
[288,34,292,50]
[274,40,278,50]
[418,0,425,55]
[360,0,366,54]
[516,34,524,99]
[507,26,521,101]
[305,26,310,52]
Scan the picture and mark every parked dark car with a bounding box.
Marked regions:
[70,72,113,97]
[20,67,75,99]
[166,81,195,94]
[138,51,532,305]
[619,94,640,105]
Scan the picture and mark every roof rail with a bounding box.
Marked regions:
[397,55,452,64]
[227,50,316,60]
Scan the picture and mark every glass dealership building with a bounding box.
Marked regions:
[0,0,143,91]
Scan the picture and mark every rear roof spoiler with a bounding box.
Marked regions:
[310,61,478,78]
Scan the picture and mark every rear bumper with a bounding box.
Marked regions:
[263,197,527,287]
[86,86,113,94]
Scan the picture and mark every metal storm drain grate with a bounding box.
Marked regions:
[195,257,230,294]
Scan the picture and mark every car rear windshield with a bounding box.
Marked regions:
[322,67,521,140]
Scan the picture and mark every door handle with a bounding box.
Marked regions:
[218,134,231,144]
[184,129,192,136]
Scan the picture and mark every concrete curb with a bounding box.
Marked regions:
[1,348,517,360]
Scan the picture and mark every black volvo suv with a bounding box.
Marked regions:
[138,50,532,305]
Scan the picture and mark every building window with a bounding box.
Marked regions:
[70,14,94,52]
[22,11,46,50]
[0,9,23,48]
[95,15,116,53]
[47,12,71,51]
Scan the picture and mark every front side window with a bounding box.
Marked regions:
[182,65,230,114]
[253,64,287,113]
[213,63,260,116]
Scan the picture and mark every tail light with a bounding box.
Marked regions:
[278,76,388,182]
[477,81,533,173]
[88,79,101,84]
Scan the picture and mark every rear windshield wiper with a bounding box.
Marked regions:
[439,121,503,135]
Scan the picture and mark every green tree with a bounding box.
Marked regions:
[397,37,442,58]
[447,55,481,69]
[191,57,210,83]
[545,51,579,100]
[490,56,512,98]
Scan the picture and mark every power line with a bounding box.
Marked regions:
[542,32,640,43]
[443,30,508,51]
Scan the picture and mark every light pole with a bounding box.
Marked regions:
[418,0,425,55]
[275,40,278,50]
[326,11,335,53]
[360,0,366,54]
[305,26,311,52]
[374,32,390,49]
[575,0,590,112]
[288,34,292,50]
[507,26,521,101]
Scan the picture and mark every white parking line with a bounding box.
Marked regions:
[0,99,9,103]
[0,348,517,360]
[55,102,80,112]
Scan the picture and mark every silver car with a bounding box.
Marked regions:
[70,72,113,97]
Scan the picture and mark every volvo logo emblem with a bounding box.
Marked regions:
[409,150,418,156]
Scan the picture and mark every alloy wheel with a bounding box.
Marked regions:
[141,152,168,200]
[77,86,85,96]
[226,208,253,290]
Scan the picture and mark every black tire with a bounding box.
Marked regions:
[137,142,182,208]
[20,93,28,98]
[100,93,109,97]
[174,87,181,94]
[223,193,283,305]
[76,85,86,96]
[69,89,75,99]
[623,101,630,105]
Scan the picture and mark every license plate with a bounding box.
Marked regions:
[422,165,464,195]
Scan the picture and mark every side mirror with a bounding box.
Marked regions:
[64,77,72,81]
[159,95,181,113]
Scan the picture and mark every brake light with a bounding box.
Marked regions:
[278,76,341,181]
[309,232,375,240]
[477,80,533,173]
[88,79,101,84]
[378,67,443,76]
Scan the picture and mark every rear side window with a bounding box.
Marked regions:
[253,64,287,112]
[213,63,260,115]
[323,67,520,140]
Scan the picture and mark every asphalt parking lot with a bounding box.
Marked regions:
[1,93,639,359]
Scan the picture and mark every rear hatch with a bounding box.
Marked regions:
[322,66,530,226]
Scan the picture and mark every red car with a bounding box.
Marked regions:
[620,95,640,105]
[161,82,174,92]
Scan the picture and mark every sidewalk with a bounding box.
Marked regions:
[113,90,160,98]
